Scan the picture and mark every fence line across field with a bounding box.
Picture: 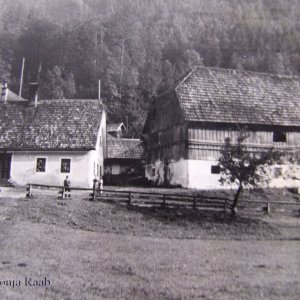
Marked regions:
[25,183,300,215]
[25,183,230,211]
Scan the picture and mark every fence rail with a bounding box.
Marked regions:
[25,183,300,215]
[94,188,229,211]
[26,183,230,211]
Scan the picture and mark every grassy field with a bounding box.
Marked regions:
[0,188,299,299]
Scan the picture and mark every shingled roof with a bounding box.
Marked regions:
[0,99,103,150]
[107,137,142,160]
[161,67,300,127]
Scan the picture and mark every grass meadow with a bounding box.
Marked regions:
[0,187,299,299]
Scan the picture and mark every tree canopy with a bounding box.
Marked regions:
[0,0,299,136]
[218,130,282,215]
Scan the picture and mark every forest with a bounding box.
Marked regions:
[0,0,299,136]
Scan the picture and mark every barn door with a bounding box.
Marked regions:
[0,153,12,179]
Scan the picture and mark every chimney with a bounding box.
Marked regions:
[1,80,8,104]
[28,82,39,107]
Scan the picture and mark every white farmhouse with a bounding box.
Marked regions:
[0,83,106,188]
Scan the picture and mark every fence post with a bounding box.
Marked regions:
[193,197,196,210]
[263,202,271,215]
[224,199,227,211]
[128,192,131,205]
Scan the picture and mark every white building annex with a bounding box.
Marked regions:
[142,67,300,189]
[0,83,106,188]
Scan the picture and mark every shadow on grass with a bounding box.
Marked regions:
[124,204,266,226]
[118,204,282,239]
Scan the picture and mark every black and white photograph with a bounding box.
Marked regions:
[0,0,299,299]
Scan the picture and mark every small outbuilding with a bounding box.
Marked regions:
[104,135,143,185]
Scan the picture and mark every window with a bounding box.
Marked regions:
[211,165,220,174]
[273,131,286,143]
[274,167,282,178]
[61,159,71,173]
[36,158,46,172]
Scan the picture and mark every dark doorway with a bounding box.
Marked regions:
[0,153,12,179]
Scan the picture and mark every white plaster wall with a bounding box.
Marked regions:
[187,160,225,189]
[145,159,189,187]
[146,158,300,190]
[267,164,300,188]
[188,160,300,190]
[94,110,106,178]
[10,151,95,188]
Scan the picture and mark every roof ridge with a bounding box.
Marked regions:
[109,138,140,141]
[41,99,100,102]
[174,66,198,93]
[193,66,300,80]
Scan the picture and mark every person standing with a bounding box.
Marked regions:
[63,176,71,197]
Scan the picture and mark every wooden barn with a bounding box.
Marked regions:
[0,82,106,188]
[142,67,300,189]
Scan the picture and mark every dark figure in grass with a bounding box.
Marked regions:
[64,176,71,197]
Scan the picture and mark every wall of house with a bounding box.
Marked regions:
[143,93,189,186]
[95,110,106,179]
[187,160,300,189]
[146,125,187,164]
[188,127,300,161]
[105,159,142,175]
[187,160,222,189]
[145,158,189,187]
[10,151,96,188]
[186,126,300,189]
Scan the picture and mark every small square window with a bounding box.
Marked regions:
[61,159,71,173]
[211,165,220,174]
[36,158,46,172]
[274,167,282,178]
[273,131,286,143]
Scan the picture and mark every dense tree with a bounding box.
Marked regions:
[39,66,76,99]
[0,0,299,136]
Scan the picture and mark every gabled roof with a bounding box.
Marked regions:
[107,122,126,133]
[107,136,142,160]
[0,99,103,151]
[160,66,300,127]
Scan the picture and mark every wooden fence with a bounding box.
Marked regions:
[25,183,230,211]
[25,183,300,215]
[95,189,230,211]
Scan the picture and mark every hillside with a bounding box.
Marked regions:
[0,0,299,136]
